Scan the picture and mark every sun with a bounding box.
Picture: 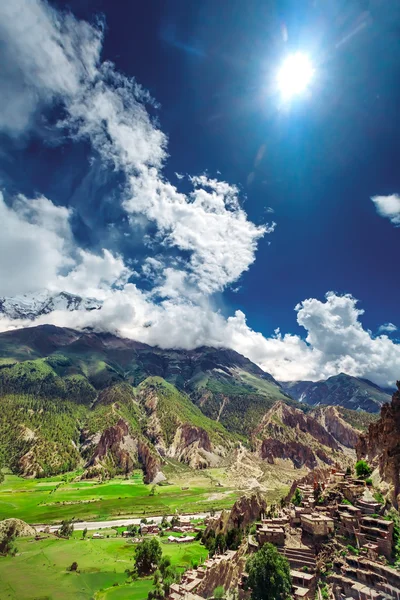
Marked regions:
[277,52,315,100]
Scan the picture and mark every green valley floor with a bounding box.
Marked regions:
[0,532,206,600]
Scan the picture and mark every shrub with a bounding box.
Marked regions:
[214,586,225,599]
[366,478,373,486]
[355,460,372,478]
[292,488,302,506]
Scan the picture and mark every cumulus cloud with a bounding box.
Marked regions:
[371,194,400,226]
[0,193,73,296]
[378,322,397,334]
[125,170,268,293]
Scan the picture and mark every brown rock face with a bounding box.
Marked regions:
[313,406,359,449]
[255,402,340,451]
[208,492,267,536]
[179,424,212,452]
[260,438,332,469]
[86,418,161,483]
[167,424,215,469]
[357,382,400,507]
[137,440,161,484]
[88,419,134,471]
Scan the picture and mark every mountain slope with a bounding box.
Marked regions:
[357,383,400,507]
[251,402,357,470]
[280,373,391,413]
[0,324,366,484]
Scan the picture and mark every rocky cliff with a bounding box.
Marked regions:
[253,402,353,471]
[357,382,400,507]
[311,406,359,449]
[207,491,267,536]
[84,418,162,483]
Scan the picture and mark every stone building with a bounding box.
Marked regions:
[355,516,394,558]
[300,513,335,537]
[257,525,285,547]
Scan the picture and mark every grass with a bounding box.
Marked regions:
[0,470,241,524]
[0,533,205,600]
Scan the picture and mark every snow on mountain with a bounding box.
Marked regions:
[0,291,102,320]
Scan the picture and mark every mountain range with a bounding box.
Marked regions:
[281,373,391,413]
[0,324,380,485]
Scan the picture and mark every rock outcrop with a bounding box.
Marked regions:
[357,382,400,507]
[255,402,340,451]
[208,491,267,536]
[167,424,217,469]
[0,519,36,540]
[312,406,359,449]
[195,542,248,598]
[137,439,163,484]
[85,418,162,483]
[285,467,334,503]
[261,438,323,469]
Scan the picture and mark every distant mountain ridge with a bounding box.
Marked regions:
[280,373,391,413]
[0,291,101,320]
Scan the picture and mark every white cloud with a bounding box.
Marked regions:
[0,0,269,299]
[371,194,400,226]
[0,193,132,300]
[378,322,397,334]
[57,249,132,299]
[0,193,73,296]
[125,169,269,293]
[0,0,101,135]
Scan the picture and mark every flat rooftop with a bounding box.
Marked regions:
[301,513,334,522]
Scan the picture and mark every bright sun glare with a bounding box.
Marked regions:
[277,52,315,100]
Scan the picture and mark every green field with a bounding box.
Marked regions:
[0,467,242,525]
[0,533,206,600]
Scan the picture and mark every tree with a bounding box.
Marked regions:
[245,543,292,600]
[59,519,74,538]
[313,482,322,504]
[215,533,227,554]
[214,586,225,599]
[355,460,372,479]
[82,527,88,539]
[226,527,242,550]
[0,522,17,556]
[134,538,162,575]
[159,555,171,574]
[292,488,302,506]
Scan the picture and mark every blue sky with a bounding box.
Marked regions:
[0,0,399,385]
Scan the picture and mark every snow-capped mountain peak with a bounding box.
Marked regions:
[0,291,102,320]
